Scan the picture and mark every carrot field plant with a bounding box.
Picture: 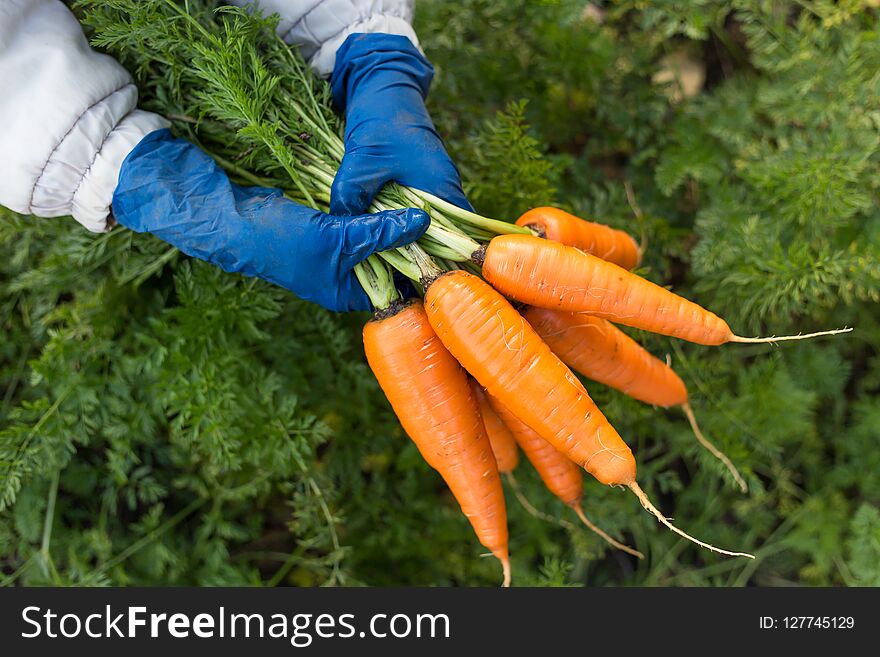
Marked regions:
[1,0,879,586]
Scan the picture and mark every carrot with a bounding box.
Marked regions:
[487,393,643,559]
[487,393,584,505]
[524,306,747,492]
[424,269,753,558]
[470,380,520,474]
[517,207,641,270]
[524,307,687,407]
[426,269,635,485]
[363,299,511,585]
[481,234,851,346]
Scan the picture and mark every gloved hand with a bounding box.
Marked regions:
[330,33,471,215]
[112,129,429,312]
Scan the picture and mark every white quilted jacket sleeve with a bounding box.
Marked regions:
[0,0,169,232]
[231,0,419,77]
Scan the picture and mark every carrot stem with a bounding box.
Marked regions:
[354,257,398,310]
[627,482,755,559]
[401,243,442,283]
[406,188,532,236]
[377,249,420,282]
[681,402,748,493]
[418,234,468,261]
[571,504,645,559]
[373,193,477,261]
[730,327,852,343]
[424,222,482,261]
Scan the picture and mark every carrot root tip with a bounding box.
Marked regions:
[681,403,748,494]
[571,504,644,559]
[501,557,511,588]
[505,472,563,526]
[627,482,755,559]
[730,327,852,344]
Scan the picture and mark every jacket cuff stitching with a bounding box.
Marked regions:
[70,109,136,213]
[27,83,134,214]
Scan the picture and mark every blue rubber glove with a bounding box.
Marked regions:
[112,130,429,312]
[330,33,472,215]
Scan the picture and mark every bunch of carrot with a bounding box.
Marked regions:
[79,0,849,587]
[361,205,849,587]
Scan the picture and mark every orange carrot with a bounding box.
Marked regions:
[524,307,687,407]
[363,300,511,585]
[524,306,747,492]
[487,394,584,506]
[426,270,635,485]
[470,380,520,474]
[482,234,850,346]
[474,375,639,557]
[424,270,753,558]
[517,207,641,270]
[487,393,643,559]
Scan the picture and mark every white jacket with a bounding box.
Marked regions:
[0,0,418,233]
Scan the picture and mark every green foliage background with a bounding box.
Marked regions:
[2,0,879,586]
